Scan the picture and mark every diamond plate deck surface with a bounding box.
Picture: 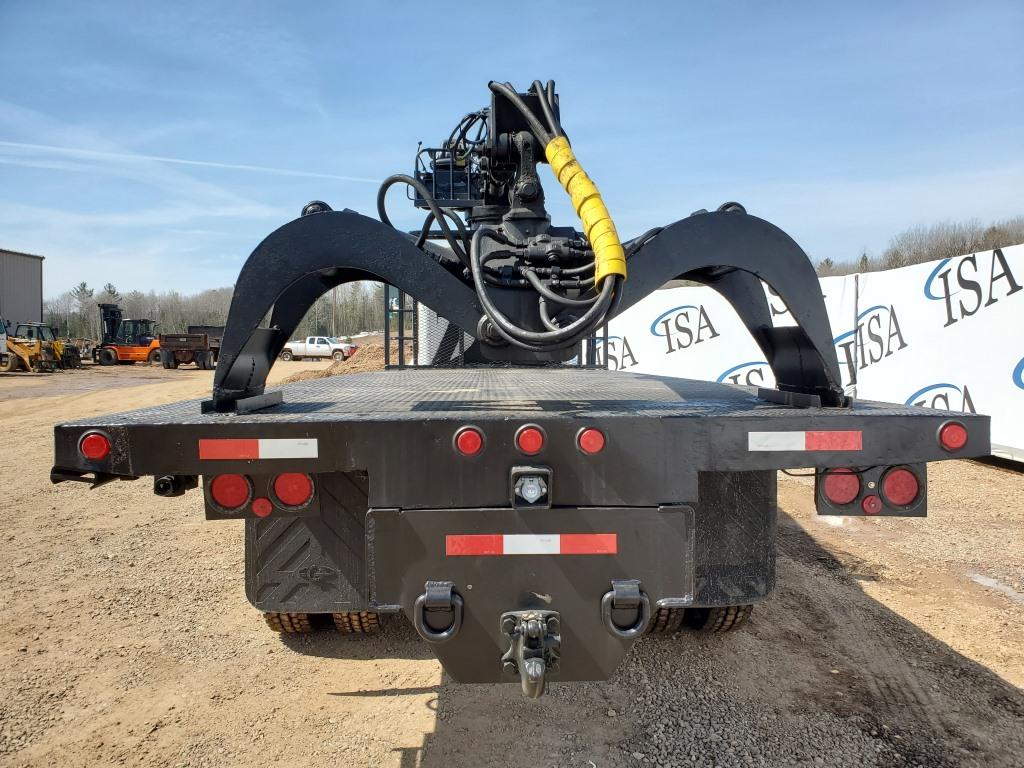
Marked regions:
[63,369,958,427]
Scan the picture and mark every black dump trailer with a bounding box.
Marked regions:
[51,81,990,699]
[158,325,223,370]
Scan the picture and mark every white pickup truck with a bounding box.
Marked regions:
[280,335,357,362]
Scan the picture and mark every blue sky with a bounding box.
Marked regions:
[1,1,1022,296]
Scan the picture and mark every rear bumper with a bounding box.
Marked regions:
[53,405,990,510]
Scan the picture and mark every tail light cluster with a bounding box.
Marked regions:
[207,472,315,517]
[817,464,925,517]
[452,424,606,457]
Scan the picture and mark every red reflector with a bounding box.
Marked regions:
[273,473,314,508]
[446,534,504,556]
[805,431,862,451]
[822,468,860,505]
[577,428,605,455]
[862,494,882,515]
[560,533,618,555]
[454,427,484,456]
[251,497,273,518]
[516,426,545,455]
[882,467,919,507]
[79,432,111,461]
[939,421,968,452]
[210,474,250,511]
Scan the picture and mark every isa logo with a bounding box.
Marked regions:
[717,361,770,387]
[905,383,977,413]
[923,248,1022,327]
[650,305,720,354]
[1013,356,1024,391]
[593,335,639,371]
[833,304,908,375]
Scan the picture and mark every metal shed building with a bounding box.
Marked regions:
[0,249,44,324]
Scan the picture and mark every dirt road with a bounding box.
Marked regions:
[1,364,1022,767]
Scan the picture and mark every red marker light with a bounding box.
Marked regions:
[822,468,860,505]
[209,474,251,511]
[861,495,882,515]
[882,467,919,507]
[79,432,111,461]
[274,473,314,508]
[938,421,968,452]
[516,426,545,455]
[251,497,273,518]
[454,427,484,457]
[577,428,606,455]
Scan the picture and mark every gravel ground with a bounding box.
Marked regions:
[0,367,1021,767]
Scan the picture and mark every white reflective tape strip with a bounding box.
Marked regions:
[502,534,561,555]
[747,431,805,451]
[256,438,319,459]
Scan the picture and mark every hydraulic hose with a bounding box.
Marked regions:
[471,227,618,350]
[545,136,626,288]
[377,174,470,264]
[489,80,627,289]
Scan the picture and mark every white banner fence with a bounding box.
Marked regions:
[596,244,1024,462]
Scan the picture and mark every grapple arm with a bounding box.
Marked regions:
[208,208,480,412]
[617,210,847,407]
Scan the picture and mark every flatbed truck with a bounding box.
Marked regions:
[50,81,990,698]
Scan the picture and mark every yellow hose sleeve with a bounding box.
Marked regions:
[544,136,626,286]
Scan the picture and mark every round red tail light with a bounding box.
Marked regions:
[274,473,314,508]
[515,425,545,455]
[938,421,968,452]
[577,427,606,455]
[861,495,883,515]
[882,467,919,507]
[251,497,273,518]
[210,474,251,511]
[454,426,484,456]
[822,468,860,505]
[79,432,111,461]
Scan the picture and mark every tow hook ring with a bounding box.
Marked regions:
[413,581,464,643]
[601,579,651,639]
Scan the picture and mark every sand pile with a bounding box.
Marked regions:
[281,343,406,383]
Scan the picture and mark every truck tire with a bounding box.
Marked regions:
[194,350,207,369]
[682,604,753,633]
[98,348,118,366]
[148,349,162,365]
[332,350,345,361]
[262,612,314,633]
[280,350,293,361]
[333,611,380,635]
[0,354,20,373]
[646,607,686,634]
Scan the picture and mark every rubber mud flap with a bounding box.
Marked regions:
[367,505,694,684]
[245,471,369,612]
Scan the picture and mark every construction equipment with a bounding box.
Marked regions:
[0,318,58,372]
[159,325,223,369]
[51,81,990,699]
[11,323,83,369]
[94,303,160,366]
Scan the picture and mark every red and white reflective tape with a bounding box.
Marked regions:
[198,438,318,460]
[446,533,617,556]
[747,430,862,452]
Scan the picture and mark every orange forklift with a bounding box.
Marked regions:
[94,303,161,365]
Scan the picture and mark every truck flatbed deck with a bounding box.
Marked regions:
[54,368,988,511]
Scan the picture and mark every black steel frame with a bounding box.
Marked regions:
[209,208,845,412]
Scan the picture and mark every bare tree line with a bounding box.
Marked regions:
[44,280,385,341]
[816,216,1024,277]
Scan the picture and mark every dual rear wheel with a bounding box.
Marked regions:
[263,611,381,635]
[646,604,753,635]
